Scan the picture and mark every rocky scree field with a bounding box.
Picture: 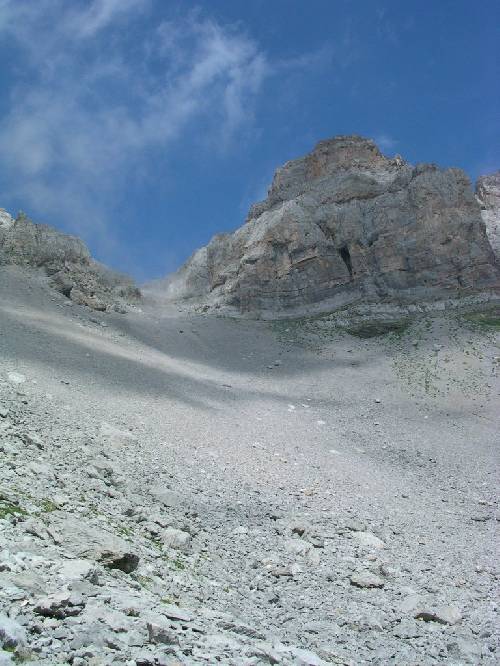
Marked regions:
[0,134,499,665]
[0,263,499,665]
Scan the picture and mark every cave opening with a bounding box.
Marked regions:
[338,244,353,277]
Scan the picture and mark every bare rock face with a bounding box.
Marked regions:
[161,136,499,316]
[476,171,500,260]
[0,211,140,311]
[0,209,14,230]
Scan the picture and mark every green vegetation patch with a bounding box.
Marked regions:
[40,499,58,513]
[345,319,410,339]
[463,309,500,331]
[0,501,27,520]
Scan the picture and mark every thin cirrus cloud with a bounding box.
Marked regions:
[0,0,272,245]
[374,134,398,153]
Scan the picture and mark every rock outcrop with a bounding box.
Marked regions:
[160,136,499,316]
[0,210,140,312]
[476,171,500,260]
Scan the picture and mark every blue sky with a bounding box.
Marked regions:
[0,0,498,281]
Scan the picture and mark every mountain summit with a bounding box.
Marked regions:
[157,135,499,316]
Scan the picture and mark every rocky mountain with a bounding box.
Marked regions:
[0,210,140,312]
[1,140,499,665]
[476,170,500,260]
[159,136,500,316]
[1,258,499,665]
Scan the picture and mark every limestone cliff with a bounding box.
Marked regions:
[476,171,500,260]
[158,136,500,315]
[0,210,140,312]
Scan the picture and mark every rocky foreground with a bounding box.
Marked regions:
[0,264,499,664]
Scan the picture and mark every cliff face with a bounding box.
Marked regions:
[476,171,500,260]
[161,136,500,315]
[0,210,140,312]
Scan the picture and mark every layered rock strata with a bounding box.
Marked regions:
[0,210,140,312]
[162,136,499,315]
[476,171,500,260]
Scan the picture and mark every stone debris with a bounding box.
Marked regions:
[0,613,26,649]
[350,572,385,588]
[161,528,191,552]
[352,531,386,549]
[0,148,499,663]
[414,605,463,626]
[6,373,26,385]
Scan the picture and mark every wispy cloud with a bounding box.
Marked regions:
[0,1,334,273]
[375,134,398,153]
[0,2,269,247]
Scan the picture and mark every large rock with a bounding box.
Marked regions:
[0,210,140,311]
[49,517,139,573]
[158,136,499,316]
[476,171,500,259]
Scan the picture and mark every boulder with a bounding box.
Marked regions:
[49,517,139,573]
[0,613,26,649]
[156,136,500,316]
[161,527,191,552]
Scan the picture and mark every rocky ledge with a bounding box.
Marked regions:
[158,136,500,316]
[0,210,140,313]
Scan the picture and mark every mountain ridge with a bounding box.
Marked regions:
[150,136,500,317]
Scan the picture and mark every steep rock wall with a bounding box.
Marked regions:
[160,136,499,315]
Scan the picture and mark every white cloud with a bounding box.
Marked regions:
[65,0,148,38]
[0,1,270,243]
[0,1,332,273]
[375,134,398,153]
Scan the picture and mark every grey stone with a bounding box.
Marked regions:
[50,271,75,297]
[0,211,140,311]
[58,559,99,583]
[218,620,266,640]
[350,572,385,588]
[447,638,483,663]
[21,432,44,449]
[34,591,85,618]
[150,487,182,508]
[160,605,192,623]
[247,643,281,664]
[161,527,191,552]
[99,423,139,449]
[146,622,179,646]
[280,646,329,665]
[50,517,139,573]
[6,373,25,385]
[284,538,312,555]
[352,531,385,549]
[476,170,500,259]
[0,613,26,648]
[0,652,14,666]
[414,605,462,625]
[0,209,13,230]
[154,135,500,315]
[392,619,424,639]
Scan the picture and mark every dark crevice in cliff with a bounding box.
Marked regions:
[338,245,353,277]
